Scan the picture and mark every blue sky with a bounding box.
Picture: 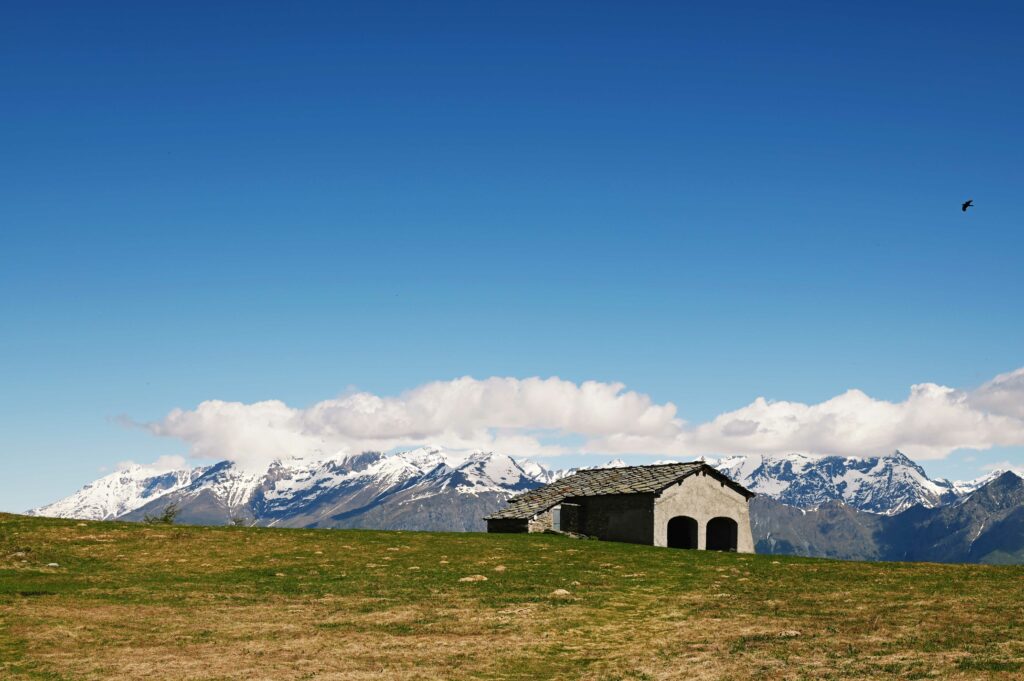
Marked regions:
[2,1,1023,512]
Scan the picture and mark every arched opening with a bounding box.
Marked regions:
[667,515,698,549]
[706,517,738,551]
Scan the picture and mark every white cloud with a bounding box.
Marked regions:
[676,380,1024,460]
[968,367,1024,419]
[146,370,1024,468]
[147,377,678,469]
[980,461,1024,477]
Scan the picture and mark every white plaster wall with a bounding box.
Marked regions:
[652,472,754,553]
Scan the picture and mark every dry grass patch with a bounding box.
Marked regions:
[2,513,1023,680]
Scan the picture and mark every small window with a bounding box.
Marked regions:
[552,505,561,531]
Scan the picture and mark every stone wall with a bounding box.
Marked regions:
[527,508,555,533]
[568,493,655,545]
[559,502,582,533]
[486,518,529,533]
[652,471,754,553]
[486,507,563,534]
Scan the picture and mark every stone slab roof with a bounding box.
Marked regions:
[484,462,753,520]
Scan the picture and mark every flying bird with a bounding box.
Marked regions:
[962,199,973,212]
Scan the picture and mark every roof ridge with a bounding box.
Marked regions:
[579,461,704,471]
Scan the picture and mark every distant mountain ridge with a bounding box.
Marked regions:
[30,449,1023,563]
[712,451,973,515]
[752,471,1024,564]
[32,465,209,521]
[31,447,568,531]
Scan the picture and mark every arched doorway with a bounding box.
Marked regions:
[706,517,738,551]
[667,515,698,549]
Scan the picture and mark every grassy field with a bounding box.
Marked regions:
[1,513,1023,680]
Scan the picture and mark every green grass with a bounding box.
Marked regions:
[2,512,1023,680]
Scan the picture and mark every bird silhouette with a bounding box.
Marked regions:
[962,199,973,212]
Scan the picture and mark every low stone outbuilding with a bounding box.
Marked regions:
[484,462,755,552]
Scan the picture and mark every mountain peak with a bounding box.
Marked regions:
[989,469,1024,487]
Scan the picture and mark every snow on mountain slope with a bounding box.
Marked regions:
[254,448,561,529]
[517,459,569,484]
[435,451,544,495]
[257,447,449,513]
[713,451,958,514]
[29,465,206,520]
[179,461,270,509]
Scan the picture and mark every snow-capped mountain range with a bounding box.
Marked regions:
[33,465,207,521]
[712,451,989,515]
[30,447,569,531]
[32,448,1007,527]
[30,448,1024,563]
